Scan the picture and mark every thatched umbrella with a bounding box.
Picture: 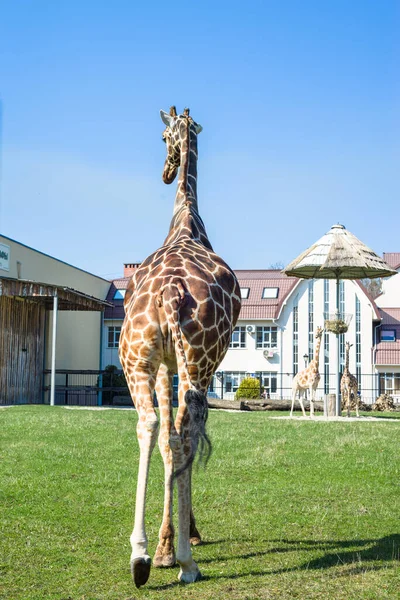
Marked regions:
[283,223,396,416]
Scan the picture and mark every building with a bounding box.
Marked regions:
[215,270,380,401]
[0,234,110,404]
[103,263,395,404]
[373,253,400,401]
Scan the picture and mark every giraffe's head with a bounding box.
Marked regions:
[160,106,202,184]
[345,341,353,351]
[315,326,324,339]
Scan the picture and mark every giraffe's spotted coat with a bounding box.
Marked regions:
[291,326,324,418]
[341,341,359,417]
[119,107,240,586]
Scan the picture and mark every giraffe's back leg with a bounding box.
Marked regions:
[153,364,176,568]
[124,362,159,588]
[172,376,205,583]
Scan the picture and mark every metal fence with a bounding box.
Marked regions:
[209,372,400,405]
[43,369,130,406]
[40,369,400,407]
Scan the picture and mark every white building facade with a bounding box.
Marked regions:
[213,272,379,401]
[104,265,390,404]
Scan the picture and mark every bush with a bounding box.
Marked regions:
[235,377,260,400]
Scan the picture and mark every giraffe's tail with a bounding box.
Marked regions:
[158,280,211,478]
[174,389,211,479]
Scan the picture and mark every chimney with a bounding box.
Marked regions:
[124,262,141,278]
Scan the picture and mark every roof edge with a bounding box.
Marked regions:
[0,233,110,283]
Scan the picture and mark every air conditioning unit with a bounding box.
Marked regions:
[246,325,256,334]
[263,348,278,359]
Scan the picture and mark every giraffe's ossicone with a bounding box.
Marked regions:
[119,106,241,587]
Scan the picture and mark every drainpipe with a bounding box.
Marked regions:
[373,321,382,402]
[279,325,284,399]
[98,311,104,406]
[50,291,58,407]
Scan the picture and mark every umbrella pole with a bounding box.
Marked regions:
[335,275,341,417]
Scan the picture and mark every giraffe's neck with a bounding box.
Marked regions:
[174,119,198,216]
[313,336,322,368]
[164,120,213,250]
[344,347,350,372]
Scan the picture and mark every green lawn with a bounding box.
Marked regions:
[1,406,399,600]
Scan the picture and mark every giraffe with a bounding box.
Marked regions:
[290,326,324,418]
[340,341,359,417]
[119,106,241,587]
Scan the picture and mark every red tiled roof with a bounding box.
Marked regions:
[104,270,298,321]
[374,308,400,365]
[374,342,400,366]
[105,269,386,326]
[104,277,129,320]
[383,253,400,270]
[235,270,299,320]
[379,308,400,325]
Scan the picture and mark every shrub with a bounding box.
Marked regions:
[235,377,260,400]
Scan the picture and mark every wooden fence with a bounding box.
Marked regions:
[0,297,45,404]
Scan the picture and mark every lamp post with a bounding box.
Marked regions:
[303,353,309,368]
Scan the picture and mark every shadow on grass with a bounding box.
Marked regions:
[146,533,400,590]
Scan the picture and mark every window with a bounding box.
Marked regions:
[256,371,277,394]
[224,371,247,393]
[230,326,246,348]
[256,326,278,349]
[293,296,299,376]
[339,280,345,373]
[324,280,329,393]
[308,280,314,360]
[355,296,361,384]
[113,289,126,300]
[381,330,396,342]
[262,287,278,299]
[379,373,400,395]
[108,326,121,348]
[240,287,250,299]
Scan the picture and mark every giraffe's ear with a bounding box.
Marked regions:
[195,123,203,134]
[160,110,175,128]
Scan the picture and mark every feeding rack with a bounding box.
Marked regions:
[324,313,353,335]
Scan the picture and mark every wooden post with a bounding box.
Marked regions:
[327,393,336,417]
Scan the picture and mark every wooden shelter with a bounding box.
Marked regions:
[0,277,111,405]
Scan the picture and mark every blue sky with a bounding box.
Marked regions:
[0,0,399,279]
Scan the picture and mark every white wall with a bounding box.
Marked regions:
[219,278,377,401]
[102,319,123,369]
[375,271,400,308]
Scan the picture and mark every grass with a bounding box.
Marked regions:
[1,406,399,600]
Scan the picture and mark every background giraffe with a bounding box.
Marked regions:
[291,326,324,417]
[341,341,359,417]
[119,106,241,587]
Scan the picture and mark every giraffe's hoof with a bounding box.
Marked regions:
[178,568,202,583]
[153,549,176,568]
[131,556,151,588]
[190,535,202,546]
